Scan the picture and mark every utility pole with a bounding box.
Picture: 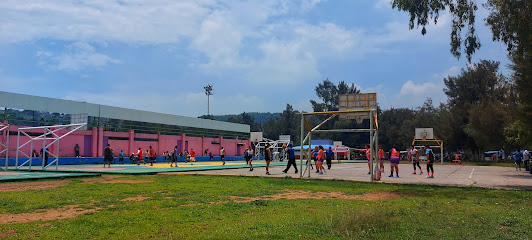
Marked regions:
[204,84,213,116]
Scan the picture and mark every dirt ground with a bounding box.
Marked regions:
[0,180,71,192]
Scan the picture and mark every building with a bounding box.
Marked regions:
[0,91,250,158]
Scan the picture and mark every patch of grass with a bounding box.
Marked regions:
[0,175,530,239]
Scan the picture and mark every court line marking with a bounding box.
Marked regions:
[469,168,475,179]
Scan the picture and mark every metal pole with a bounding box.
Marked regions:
[369,110,374,182]
[308,132,311,178]
[16,130,20,168]
[29,139,33,170]
[441,141,444,165]
[300,115,304,178]
[56,137,59,170]
[4,126,8,171]
[42,127,46,169]
[207,95,210,116]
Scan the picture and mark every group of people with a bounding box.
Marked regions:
[513,149,531,173]
[364,144,436,178]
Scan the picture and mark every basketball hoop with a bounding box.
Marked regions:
[422,136,427,140]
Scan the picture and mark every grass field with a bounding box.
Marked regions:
[0,175,531,239]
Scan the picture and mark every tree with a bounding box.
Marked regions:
[310,78,360,112]
[391,0,532,143]
[443,60,514,154]
[391,0,480,61]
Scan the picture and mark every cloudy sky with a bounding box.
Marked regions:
[0,0,510,117]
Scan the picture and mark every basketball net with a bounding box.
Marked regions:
[422,136,427,140]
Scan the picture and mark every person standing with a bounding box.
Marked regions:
[74,144,80,158]
[144,149,150,164]
[282,143,298,173]
[244,148,249,165]
[136,148,145,165]
[209,150,213,161]
[149,146,156,166]
[409,145,422,175]
[171,146,178,167]
[40,147,49,167]
[514,149,523,171]
[365,145,372,175]
[313,146,319,173]
[248,147,255,171]
[378,145,385,173]
[220,147,226,165]
[119,150,124,164]
[389,145,400,177]
[425,145,435,178]
[326,147,333,170]
[104,144,113,168]
[523,150,530,173]
[317,146,326,174]
[264,144,271,175]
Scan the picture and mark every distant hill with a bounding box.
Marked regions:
[211,112,280,123]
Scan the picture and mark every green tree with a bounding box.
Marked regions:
[391,0,532,143]
[443,60,514,154]
[310,78,360,112]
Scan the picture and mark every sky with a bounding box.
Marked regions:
[0,0,511,117]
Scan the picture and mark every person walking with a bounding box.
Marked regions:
[514,149,523,171]
[282,143,298,174]
[264,144,271,175]
[326,146,333,170]
[389,145,400,177]
[313,146,319,173]
[74,144,80,158]
[425,145,435,178]
[220,147,226,165]
[136,148,145,165]
[104,144,113,168]
[190,148,196,163]
[149,146,156,166]
[409,145,422,175]
[144,149,150,164]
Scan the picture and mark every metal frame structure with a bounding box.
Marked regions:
[252,138,290,161]
[300,109,380,181]
[0,123,9,171]
[15,123,86,170]
[411,136,444,165]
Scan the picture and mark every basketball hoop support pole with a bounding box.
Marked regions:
[300,108,378,182]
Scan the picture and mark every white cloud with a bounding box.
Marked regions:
[63,90,268,117]
[400,80,441,96]
[37,42,120,71]
[375,0,391,9]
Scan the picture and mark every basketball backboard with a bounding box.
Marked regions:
[338,93,377,121]
[250,132,263,142]
[415,128,434,140]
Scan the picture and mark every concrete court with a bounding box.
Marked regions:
[166,162,532,190]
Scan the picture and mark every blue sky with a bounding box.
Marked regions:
[0,0,510,117]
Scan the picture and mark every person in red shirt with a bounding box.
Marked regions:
[149,146,156,166]
[365,145,371,175]
[389,145,400,177]
[190,148,196,162]
[378,145,385,173]
[137,147,145,165]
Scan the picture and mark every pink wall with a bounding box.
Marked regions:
[0,122,250,158]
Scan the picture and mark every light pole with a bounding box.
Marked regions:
[204,84,213,116]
